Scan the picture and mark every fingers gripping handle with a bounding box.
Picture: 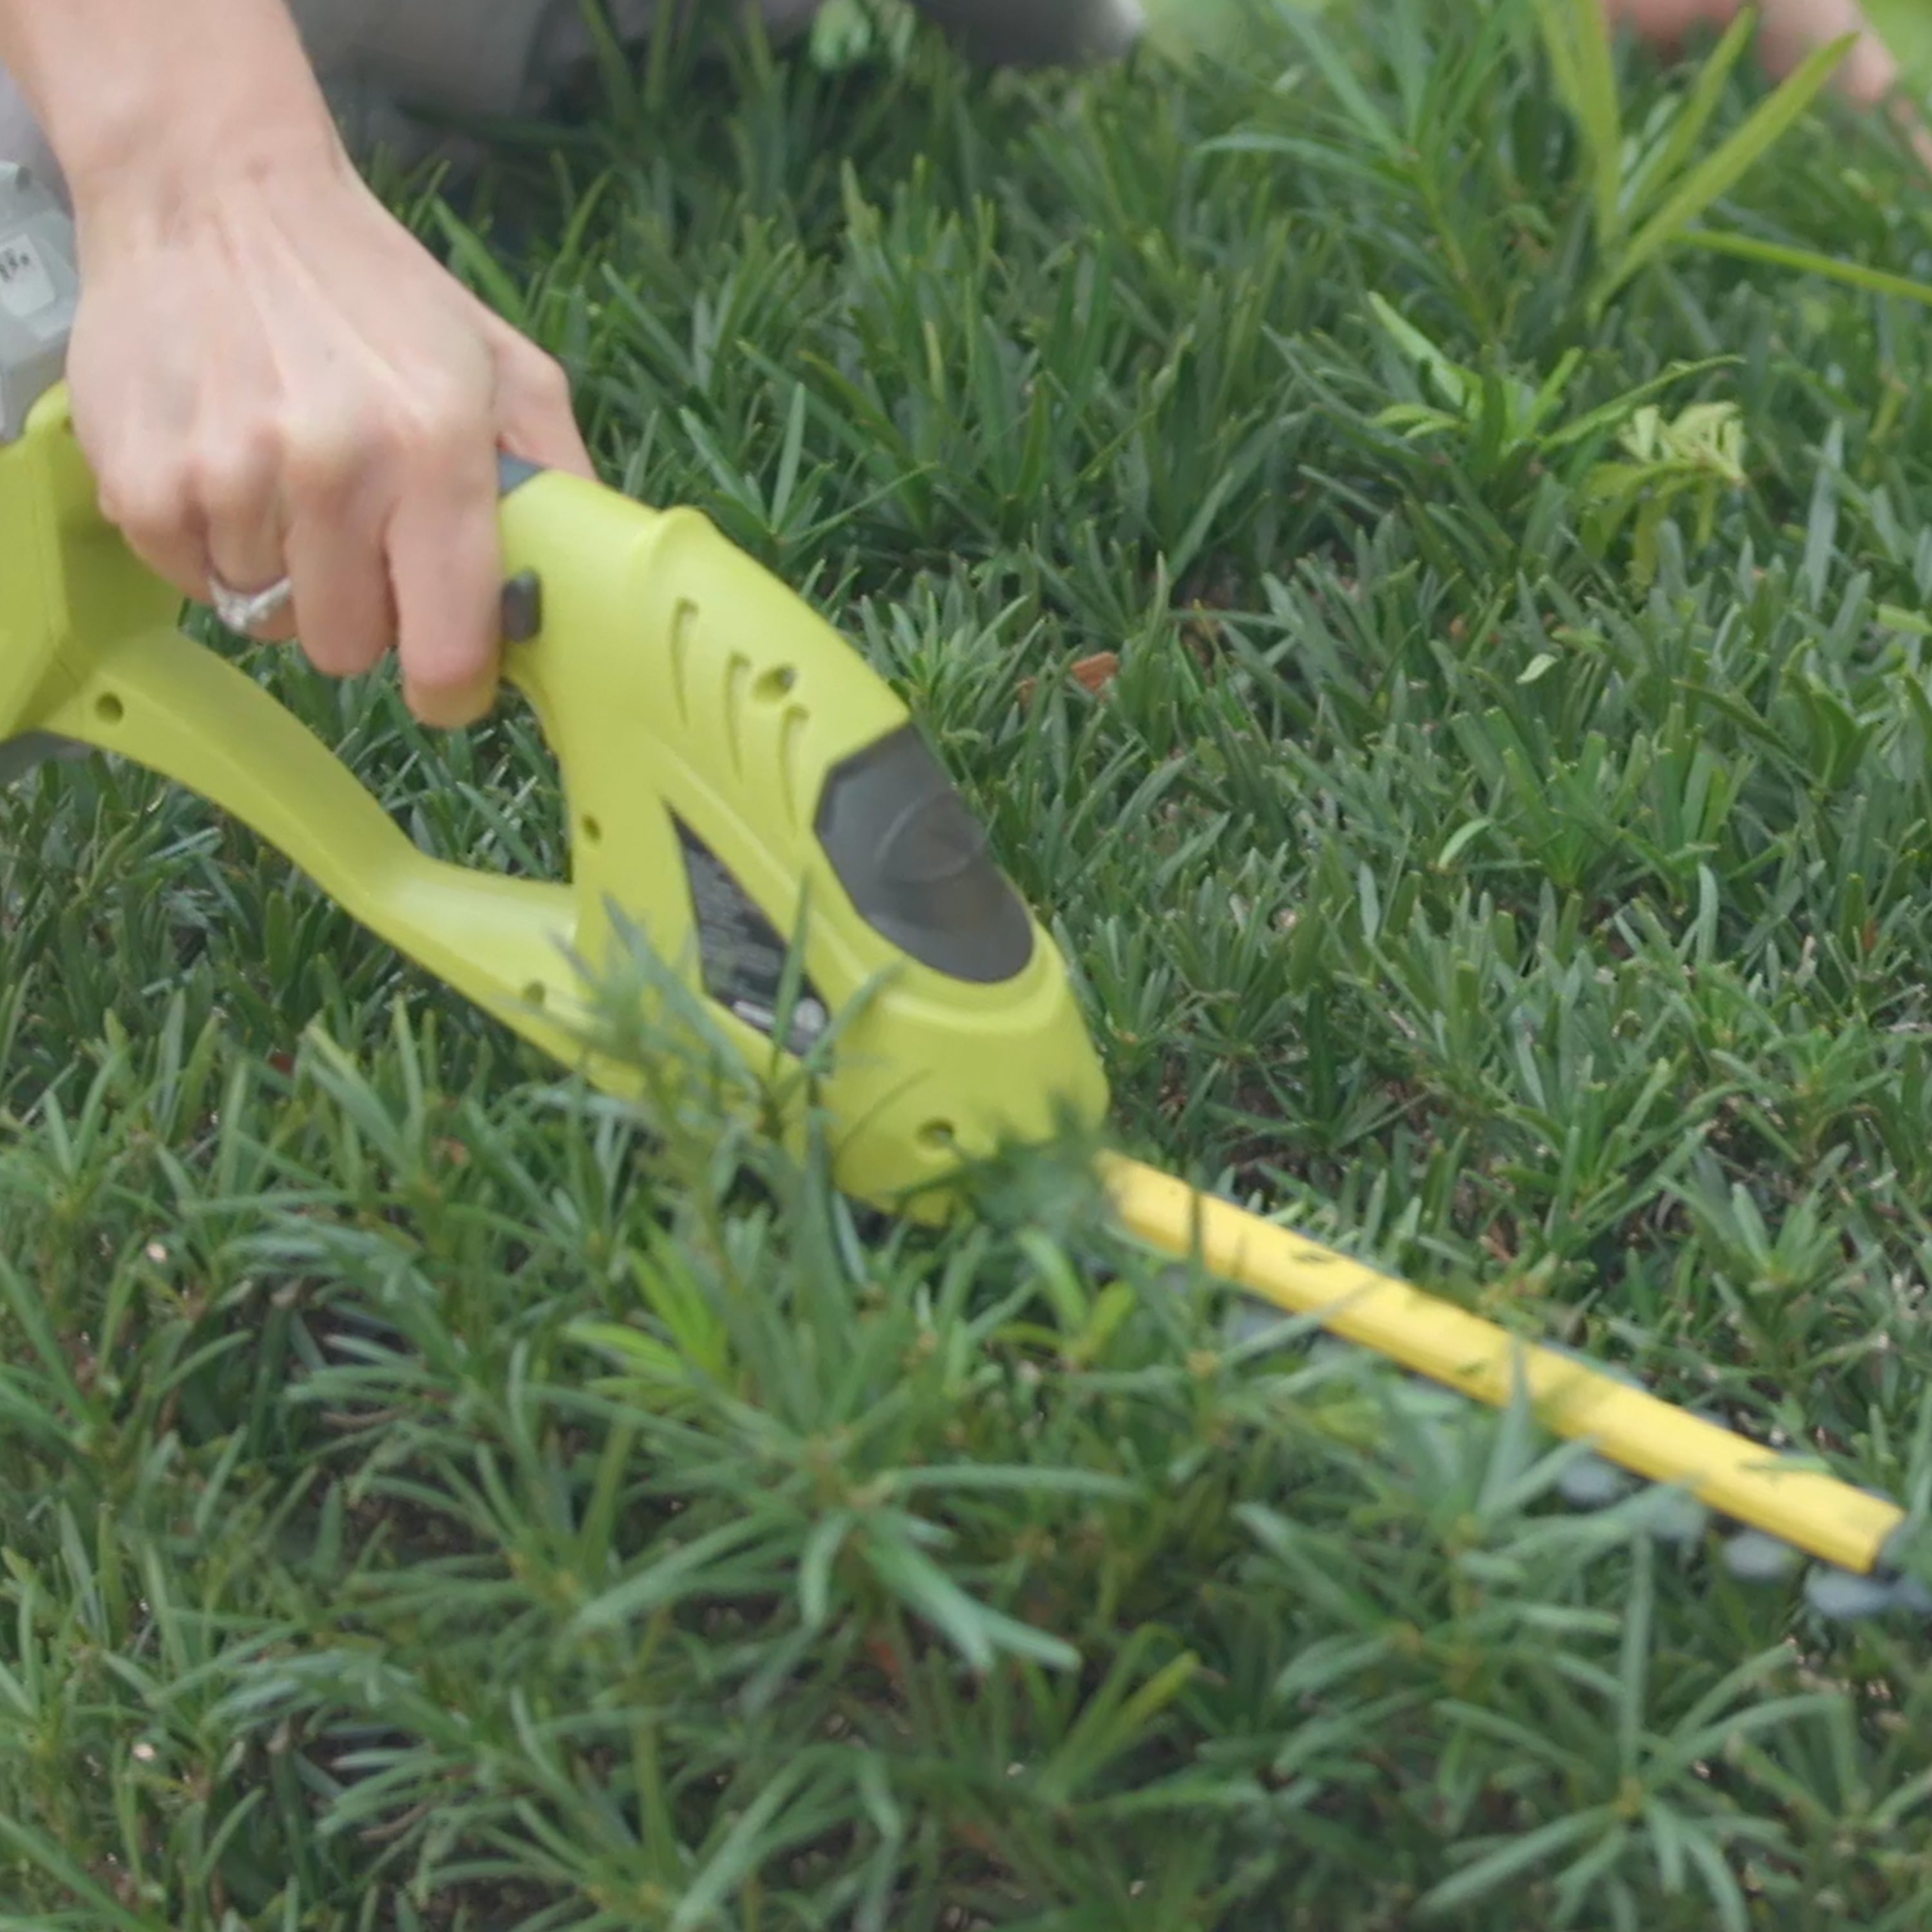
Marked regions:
[2,370,586,1061]
[19,440,592,1071]
[2,156,549,603]
[3,154,547,707]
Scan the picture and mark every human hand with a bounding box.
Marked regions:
[62,137,595,728]
[1608,0,1923,135]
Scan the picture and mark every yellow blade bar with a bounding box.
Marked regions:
[1097,1153,1902,1577]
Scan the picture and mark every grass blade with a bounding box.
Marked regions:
[1597,32,1856,306]
[1533,0,1625,245]
[1622,7,1759,229]
[1683,225,1932,306]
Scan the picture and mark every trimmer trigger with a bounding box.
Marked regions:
[502,570,543,644]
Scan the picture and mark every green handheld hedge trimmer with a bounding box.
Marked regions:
[1,164,1922,1622]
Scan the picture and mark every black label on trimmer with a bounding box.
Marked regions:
[673,816,830,1058]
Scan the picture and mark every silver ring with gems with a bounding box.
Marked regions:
[209,572,295,636]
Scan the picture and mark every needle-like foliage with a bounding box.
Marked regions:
[6,2,1932,1926]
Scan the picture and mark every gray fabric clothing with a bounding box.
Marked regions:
[0,0,815,198]
[285,0,822,120]
[0,0,1144,202]
[0,59,61,197]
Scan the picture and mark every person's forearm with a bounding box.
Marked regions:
[0,0,339,207]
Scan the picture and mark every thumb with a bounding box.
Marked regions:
[493,334,598,482]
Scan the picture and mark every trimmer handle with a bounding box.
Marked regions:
[0,162,1110,1209]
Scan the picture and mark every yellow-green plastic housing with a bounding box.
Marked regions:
[0,386,1110,1209]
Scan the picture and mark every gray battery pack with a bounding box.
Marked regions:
[0,160,90,787]
[0,163,76,446]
